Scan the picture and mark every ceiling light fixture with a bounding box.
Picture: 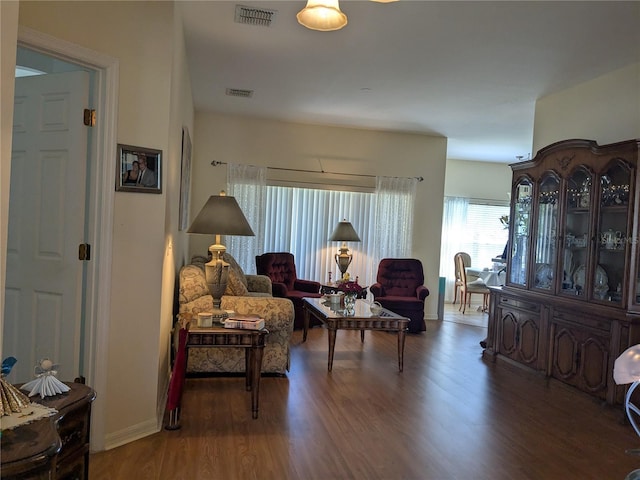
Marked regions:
[296,0,397,32]
[296,0,348,31]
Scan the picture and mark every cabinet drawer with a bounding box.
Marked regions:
[552,309,611,333]
[56,403,91,461]
[499,295,540,314]
[56,453,86,480]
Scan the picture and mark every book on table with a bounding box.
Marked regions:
[224,314,265,330]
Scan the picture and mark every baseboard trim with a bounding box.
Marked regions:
[103,417,160,451]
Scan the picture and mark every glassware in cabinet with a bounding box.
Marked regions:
[594,160,632,305]
[561,167,593,299]
[509,179,533,287]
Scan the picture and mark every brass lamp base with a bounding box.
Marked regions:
[335,243,353,278]
[205,244,230,324]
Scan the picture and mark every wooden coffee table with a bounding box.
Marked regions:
[302,297,409,372]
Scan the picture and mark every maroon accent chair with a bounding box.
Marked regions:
[370,258,429,333]
[255,252,322,330]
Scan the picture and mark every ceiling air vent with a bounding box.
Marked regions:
[234,5,276,27]
[226,88,254,98]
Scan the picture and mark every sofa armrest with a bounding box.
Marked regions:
[221,296,294,332]
[416,285,430,301]
[178,295,214,316]
[246,274,272,295]
[370,283,384,297]
[293,279,321,294]
[272,282,289,297]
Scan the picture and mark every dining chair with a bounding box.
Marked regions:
[453,252,469,304]
[455,253,490,313]
[453,252,472,304]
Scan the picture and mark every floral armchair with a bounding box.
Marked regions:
[178,254,295,374]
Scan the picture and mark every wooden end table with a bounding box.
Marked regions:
[167,323,268,429]
[302,297,409,372]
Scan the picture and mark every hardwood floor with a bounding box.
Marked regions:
[90,304,640,479]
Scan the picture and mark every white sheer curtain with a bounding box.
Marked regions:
[439,197,469,302]
[224,166,419,288]
[372,176,418,269]
[226,163,266,274]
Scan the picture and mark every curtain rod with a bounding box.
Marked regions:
[210,160,423,182]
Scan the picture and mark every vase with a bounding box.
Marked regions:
[344,293,356,315]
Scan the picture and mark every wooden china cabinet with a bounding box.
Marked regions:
[485,138,640,404]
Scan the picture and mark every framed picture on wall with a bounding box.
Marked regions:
[179,127,192,230]
[116,144,162,194]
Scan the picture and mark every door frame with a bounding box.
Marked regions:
[17,26,118,451]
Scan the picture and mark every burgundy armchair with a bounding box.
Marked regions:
[255,252,322,329]
[370,258,429,333]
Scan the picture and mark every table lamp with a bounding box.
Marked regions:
[329,219,361,279]
[187,191,254,322]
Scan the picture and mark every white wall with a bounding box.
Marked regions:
[533,62,640,153]
[157,3,194,422]
[444,159,512,202]
[15,1,193,449]
[192,113,448,319]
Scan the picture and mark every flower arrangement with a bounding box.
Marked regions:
[336,280,364,294]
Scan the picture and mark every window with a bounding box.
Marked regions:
[440,197,509,301]
[462,203,510,268]
[227,166,417,287]
[263,186,377,286]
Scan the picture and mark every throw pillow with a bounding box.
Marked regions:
[224,267,249,296]
[179,265,211,304]
[222,253,248,287]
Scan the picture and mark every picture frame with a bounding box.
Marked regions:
[179,127,192,230]
[116,144,162,193]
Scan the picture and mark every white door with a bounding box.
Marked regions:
[4,71,90,383]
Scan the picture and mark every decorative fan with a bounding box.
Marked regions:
[0,357,31,416]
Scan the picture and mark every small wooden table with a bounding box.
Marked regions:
[303,297,409,372]
[1,382,96,480]
[166,323,268,429]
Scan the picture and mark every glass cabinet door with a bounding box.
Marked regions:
[509,179,533,286]
[594,161,631,305]
[532,174,559,291]
[561,167,593,299]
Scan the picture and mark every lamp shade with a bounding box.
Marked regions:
[329,220,361,242]
[297,0,348,31]
[187,193,255,237]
